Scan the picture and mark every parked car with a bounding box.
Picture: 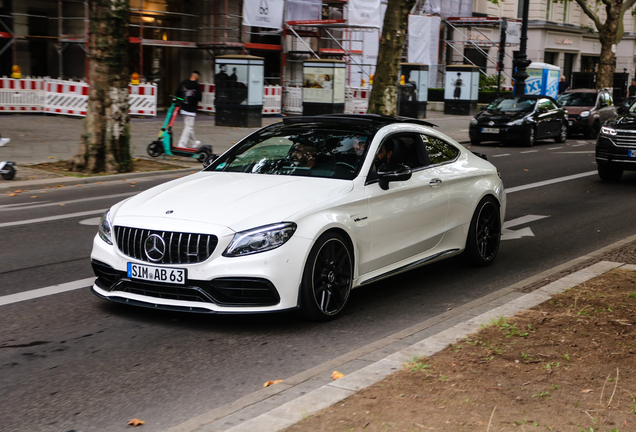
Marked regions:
[469,95,568,147]
[556,88,617,138]
[91,115,506,321]
[596,103,636,181]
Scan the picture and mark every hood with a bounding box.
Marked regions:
[476,109,529,124]
[562,106,592,115]
[113,172,354,232]
[605,114,636,129]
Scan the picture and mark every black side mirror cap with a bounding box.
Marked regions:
[377,163,412,190]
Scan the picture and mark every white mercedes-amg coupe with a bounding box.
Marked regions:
[91,115,506,320]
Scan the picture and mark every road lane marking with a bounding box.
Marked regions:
[571,143,587,147]
[0,209,106,228]
[506,171,597,193]
[80,217,101,226]
[548,147,563,150]
[0,277,95,307]
[554,151,595,154]
[501,215,550,241]
[492,154,511,157]
[0,192,136,212]
[520,150,539,154]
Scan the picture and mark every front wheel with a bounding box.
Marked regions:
[1,165,16,180]
[555,123,568,143]
[147,141,164,157]
[597,164,623,182]
[298,232,353,321]
[523,126,535,147]
[457,196,501,267]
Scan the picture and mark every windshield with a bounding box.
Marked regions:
[486,97,536,113]
[206,124,373,180]
[556,92,597,107]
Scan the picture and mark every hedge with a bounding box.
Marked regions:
[426,88,513,103]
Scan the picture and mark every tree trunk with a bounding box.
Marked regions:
[69,0,132,174]
[367,0,416,116]
[596,2,621,89]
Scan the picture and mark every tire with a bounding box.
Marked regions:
[147,141,164,157]
[523,126,535,147]
[457,196,501,267]
[1,165,16,180]
[585,122,600,140]
[597,164,623,182]
[555,123,568,143]
[298,232,353,321]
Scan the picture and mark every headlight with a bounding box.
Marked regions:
[470,118,478,125]
[600,126,617,136]
[223,222,297,257]
[507,118,525,126]
[98,210,113,245]
[580,111,590,118]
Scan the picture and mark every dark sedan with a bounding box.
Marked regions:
[469,95,568,147]
[596,104,636,181]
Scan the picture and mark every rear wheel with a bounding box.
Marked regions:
[147,141,164,157]
[555,123,568,143]
[523,126,535,147]
[457,196,501,267]
[299,232,353,321]
[597,164,623,182]
[1,165,16,180]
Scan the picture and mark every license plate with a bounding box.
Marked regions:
[481,127,499,134]
[127,263,186,285]
[629,150,636,157]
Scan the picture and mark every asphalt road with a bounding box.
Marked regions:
[1,136,636,432]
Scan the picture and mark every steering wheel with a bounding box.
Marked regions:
[335,162,356,171]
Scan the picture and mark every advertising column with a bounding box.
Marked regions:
[214,55,264,128]
[302,59,346,115]
[444,65,480,115]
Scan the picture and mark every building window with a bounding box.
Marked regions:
[563,1,568,23]
[546,0,552,21]
[517,0,525,19]
[544,52,558,66]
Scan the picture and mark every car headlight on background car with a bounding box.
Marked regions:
[224,222,297,257]
[579,111,590,118]
[98,210,113,245]
[470,118,478,125]
[600,126,617,136]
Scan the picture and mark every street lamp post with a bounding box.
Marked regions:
[513,0,531,95]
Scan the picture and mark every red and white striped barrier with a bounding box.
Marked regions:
[0,77,45,112]
[0,77,157,117]
[345,87,370,114]
[197,84,282,114]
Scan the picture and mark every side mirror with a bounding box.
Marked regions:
[617,106,627,115]
[377,163,412,190]
[538,107,548,114]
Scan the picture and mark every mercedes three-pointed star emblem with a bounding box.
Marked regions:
[144,234,166,262]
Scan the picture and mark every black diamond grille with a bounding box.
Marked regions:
[114,226,218,264]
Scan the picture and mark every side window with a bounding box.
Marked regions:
[544,99,557,110]
[374,134,428,169]
[607,93,614,106]
[537,99,549,110]
[421,135,459,165]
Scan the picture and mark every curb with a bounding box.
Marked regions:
[162,235,636,432]
[0,167,200,191]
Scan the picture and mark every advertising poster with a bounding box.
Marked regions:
[348,0,382,28]
[546,69,560,98]
[444,71,471,101]
[243,0,285,31]
[248,65,264,105]
[333,66,346,104]
[303,67,334,103]
[215,63,250,105]
[471,71,480,100]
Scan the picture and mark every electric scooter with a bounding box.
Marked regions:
[147,96,217,165]
[0,134,16,181]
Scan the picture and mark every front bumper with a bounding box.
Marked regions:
[567,115,592,134]
[90,231,311,314]
[469,123,529,143]
[596,135,636,171]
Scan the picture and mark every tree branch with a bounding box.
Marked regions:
[622,0,636,13]
[574,0,604,32]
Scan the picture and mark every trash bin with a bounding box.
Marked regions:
[444,65,480,116]
[214,55,264,128]
[302,59,346,116]
[398,63,428,119]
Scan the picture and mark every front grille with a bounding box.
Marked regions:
[114,226,218,264]
[568,114,579,120]
[115,279,214,303]
[614,130,636,148]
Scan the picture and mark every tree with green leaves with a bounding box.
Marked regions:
[367,0,418,115]
[69,0,133,174]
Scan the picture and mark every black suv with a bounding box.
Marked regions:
[595,104,636,181]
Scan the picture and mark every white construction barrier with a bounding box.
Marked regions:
[0,77,45,112]
[198,84,216,113]
[0,77,157,117]
[345,87,370,114]
[283,87,302,114]
[198,84,282,115]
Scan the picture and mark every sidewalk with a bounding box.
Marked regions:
[0,111,472,167]
[161,234,636,432]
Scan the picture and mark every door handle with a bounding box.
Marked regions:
[429,179,442,188]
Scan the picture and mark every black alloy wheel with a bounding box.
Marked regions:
[147,141,164,157]
[1,165,16,180]
[597,164,623,182]
[457,196,501,267]
[299,232,353,321]
[523,126,535,147]
[555,123,568,143]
